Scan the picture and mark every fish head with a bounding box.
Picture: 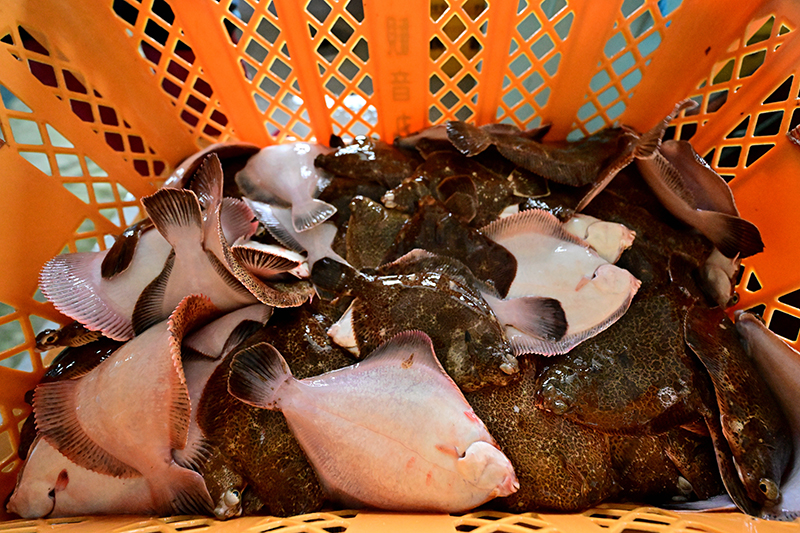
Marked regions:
[7,452,68,519]
[732,418,787,505]
[456,441,519,498]
[213,487,244,520]
[452,321,518,391]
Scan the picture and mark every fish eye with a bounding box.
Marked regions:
[759,478,780,501]
[729,292,740,306]
[464,331,472,343]
[47,488,55,500]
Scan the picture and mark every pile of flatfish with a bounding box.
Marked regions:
[10,101,800,522]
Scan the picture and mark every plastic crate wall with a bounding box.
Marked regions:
[1,0,800,531]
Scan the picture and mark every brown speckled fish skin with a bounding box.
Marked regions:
[535,290,713,435]
[197,305,354,516]
[311,258,517,392]
[382,197,517,298]
[662,427,723,500]
[465,360,617,512]
[384,151,518,228]
[314,136,421,189]
[685,305,792,507]
[345,196,408,270]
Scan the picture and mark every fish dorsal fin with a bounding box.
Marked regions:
[357,330,449,379]
[221,197,259,243]
[232,241,305,278]
[34,380,141,478]
[132,250,175,335]
[634,99,698,160]
[191,154,224,213]
[221,319,265,357]
[245,198,306,253]
[142,188,204,246]
[480,209,587,247]
[168,295,220,450]
[651,150,698,209]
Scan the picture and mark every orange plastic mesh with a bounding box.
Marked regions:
[1,0,800,530]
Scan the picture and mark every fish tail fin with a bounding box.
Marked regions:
[485,293,568,342]
[155,464,213,515]
[696,210,764,259]
[310,257,357,294]
[446,120,493,156]
[228,342,292,410]
[291,198,337,233]
[142,188,203,246]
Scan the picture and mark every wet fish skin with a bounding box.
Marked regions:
[197,305,353,516]
[312,257,519,392]
[685,305,792,510]
[314,136,420,189]
[735,312,800,520]
[465,360,617,512]
[228,331,519,512]
[345,196,408,270]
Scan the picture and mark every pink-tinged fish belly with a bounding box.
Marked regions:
[279,366,505,511]
[74,325,177,469]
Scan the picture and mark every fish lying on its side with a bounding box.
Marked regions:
[28,295,220,516]
[235,142,337,233]
[736,312,800,520]
[228,330,519,512]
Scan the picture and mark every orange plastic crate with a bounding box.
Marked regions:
[1,0,800,531]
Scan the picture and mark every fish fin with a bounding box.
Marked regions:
[487,295,567,342]
[34,380,140,478]
[703,413,761,516]
[221,319,265,356]
[574,142,636,212]
[221,197,258,243]
[206,249,254,296]
[443,193,478,224]
[228,342,292,409]
[684,305,728,377]
[167,295,221,451]
[173,436,214,473]
[358,330,449,376]
[245,199,306,253]
[190,154,224,212]
[231,244,304,278]
[142,188,204,246]
[131,250,175,335]
[480,208,588,247]
[634,99,698,160]
[156,464,214,515]
[437,175,478,201]
[39,253,135,341]
[695,210,764,259]
[292,198,337,233]
[646,151,699,208]
[100,218,155,279]
[446,120,493,156]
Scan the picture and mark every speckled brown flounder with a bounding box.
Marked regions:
[382,151,518,228]
[610,428,721,503]
[382,197,517,297]
[465,360,616,512]
[311,257,518,392]
[685,305,792,509]
[197,305,354,516]
[345,196,408,270]
[535,289,713,434]
[314,136,420,189]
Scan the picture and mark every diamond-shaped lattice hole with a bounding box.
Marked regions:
[256,18,280,44]
[260,76,280,97]
[503,88,523,108]
[75,237,100,252]
[554,11,573,39]
[0,351,33,373]
[19,151,51,175]
[455,105,473,122]
[345,0,364,22]
[307,0,332,24]
[0,320,24,353]
[518,12,542,40]
[429,105,444,122]
[523,71,544,92]
[740,50,766,78]
[515,102,535,122]
[113,0,139,26]
[28,60,57,88]
[678,123,697,140]
[542,0,567,18]
[532,33,555,60]
[62,70,87,94]
[621,0,644,18]
[747,16,775,46]
[144,19,168,46]
[317,38,340,63]
[331,17,355,44]
[246,39,268,64]
[431,36,446,60]
[55,154,82,177]
[8,118,42,145]
[0,85,31,113]
[612,51,635,76]
[431,0,449,22]
[460,36,482,60]
[718,145,741,168]
[338,58,360,81]
[765,76,793,104]
[462,0,487,21]
[707,89,728,113]
[70,100,94,122]
[270,58,292,81]
[604,32,626,59]
[93,182,116,203]
[713,60,734,85]
[440,90,459,109]
[577,101,597,121]
[746,144,773,166]
[746,272,762,292]
[325,76,346,96]
[770,309,800,342]
[63,182,90,203]
[630,9,654,38]
[457,73,477,94]
[544,52,561,76]
[754,110,783,137]
[638,31,661,57]
[430,74,445,94]
[442,56,463,78]
[443,15,467,42]
[101,207,122,226]
[726,116,749,139]
[779,289,800,311]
